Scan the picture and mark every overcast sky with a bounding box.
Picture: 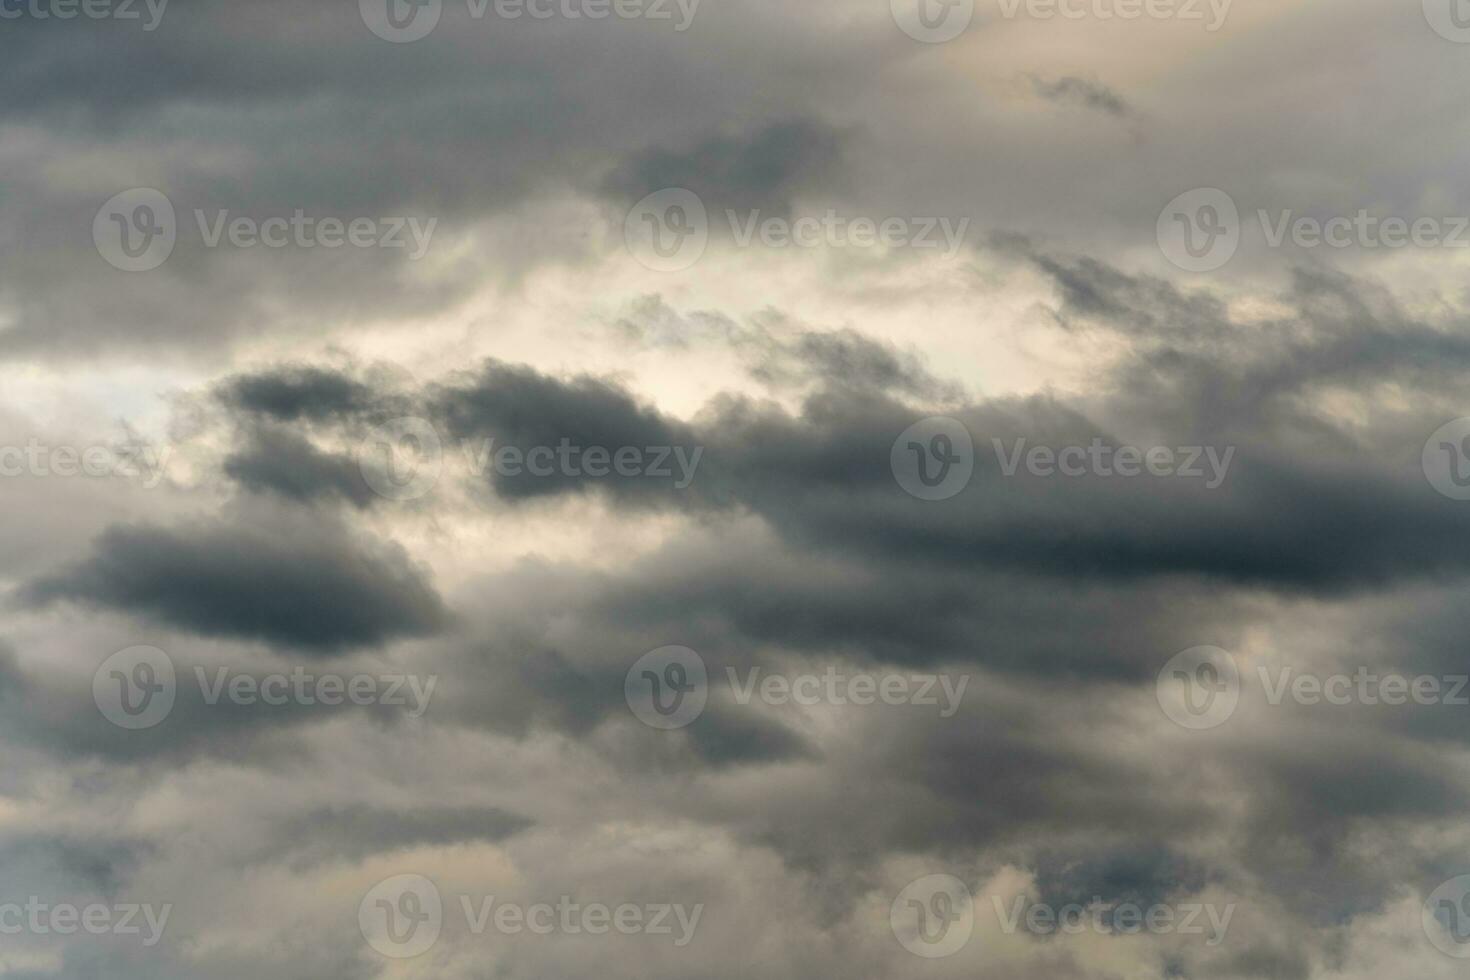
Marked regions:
[4,0,1470,977]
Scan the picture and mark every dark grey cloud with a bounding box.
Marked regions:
[20,509,448,651]
[219,367,380,424]
[1028,75,1134,118]
[432,359,702,504]
[7,6,1470,977]
[17,272,1461,969]
[0,0,872,362]
[601,118,849,215]
[271,803,533,866]
[1031,845,1209,913]
[223,426,376,509]
[420,566,816,769]
[0,640,436,766]
[420,350,1470,596]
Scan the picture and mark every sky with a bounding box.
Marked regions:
[4,0,1470,977]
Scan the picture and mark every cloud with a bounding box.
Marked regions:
[222,426,377,509]
[20,507,448,652]
[601,118,850,216]
[1028,75,1135,118]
